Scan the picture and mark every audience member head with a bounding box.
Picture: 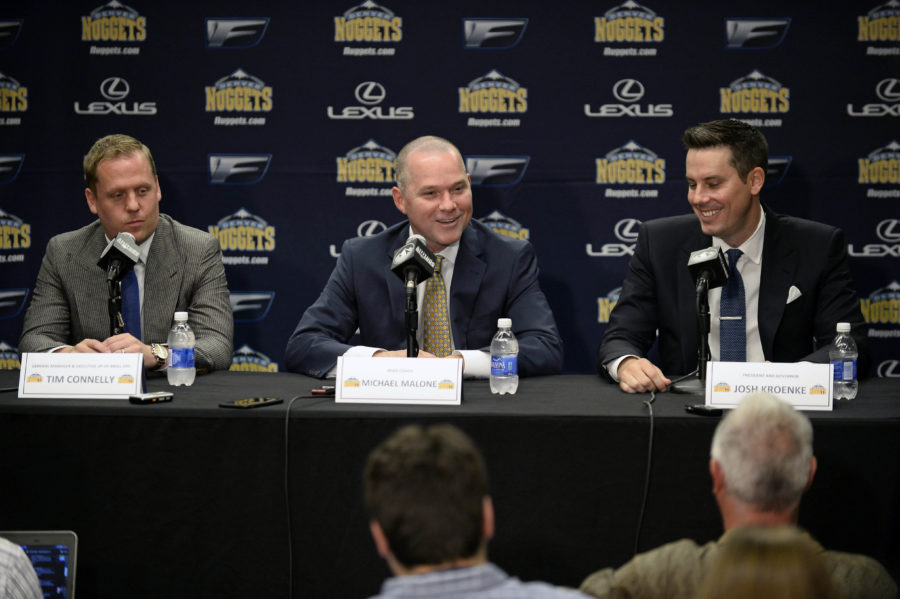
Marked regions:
[710,392,816,526]
[364,423,492,574]
[697,525,838,599]
[682,119,768,181]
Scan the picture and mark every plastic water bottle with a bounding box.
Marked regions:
[829,322,858,400]
[490,318,518,395]
[167,311,196,386]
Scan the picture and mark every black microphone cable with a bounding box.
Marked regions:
[633,388,657,556]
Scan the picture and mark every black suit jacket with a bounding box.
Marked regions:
[597,208,869,379]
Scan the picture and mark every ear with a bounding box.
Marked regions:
[86,187,98,215]
[482,496,495,542]
[710,459,726,495]
[806,456,818,491]
[748,166,765,195]
[369,521,392,560]
[392,187,406,215]
[155,176,162,202]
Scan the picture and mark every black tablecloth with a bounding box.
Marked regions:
[1,371,897,598]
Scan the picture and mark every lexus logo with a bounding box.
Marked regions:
[354,82,386,105]
[875,78,900,103]
[357,220,387,237]
[614,218,642,242]
[612,79,645,103]
[876,219,900,243]
[877,360,900,378]
[100,77,130,101]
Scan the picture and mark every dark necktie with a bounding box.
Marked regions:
[121,269,141,339]
[720,249,746,362]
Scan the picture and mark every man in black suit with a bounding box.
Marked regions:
[598,119,868,393]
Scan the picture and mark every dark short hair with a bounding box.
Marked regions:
[84,134,157,192]
[683,119,768,181]
[364,424,488,567]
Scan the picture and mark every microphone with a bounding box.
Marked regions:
[97,232,140,282]
[390,234,436,289]
[687,246,728,292]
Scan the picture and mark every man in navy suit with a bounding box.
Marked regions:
[285,135,562,378]
[598,120,868,393]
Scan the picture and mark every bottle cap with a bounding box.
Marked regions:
[497,318,512,328]
[174,311,189,322]
[836,322,851,333]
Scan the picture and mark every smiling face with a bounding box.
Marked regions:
[392,149,473,253]
[85,150,161,244]
[686,146,764,248]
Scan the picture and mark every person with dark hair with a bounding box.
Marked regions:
[364,424,588,599]
[580,393,897,599]
[19,134,233,371]
[597,119,869,393]
[285,135,562,379]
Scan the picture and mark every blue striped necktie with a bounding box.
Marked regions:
[719,249,745,362]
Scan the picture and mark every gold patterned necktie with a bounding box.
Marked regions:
[422,256,452,357]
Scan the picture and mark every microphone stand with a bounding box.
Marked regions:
[106,265,126,337]
[671,275,711,395]
[404,272,419,357]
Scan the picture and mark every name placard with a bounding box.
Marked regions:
[336,356,463,405]
[705,361,833,411]
[18,352,144,399]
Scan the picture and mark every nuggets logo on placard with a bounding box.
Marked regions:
[858,1,900,43]
[336,139,396,198]
[205,69,272,126]
[858,141,900,198]
[205,18,269,48]
[0,289,29,319]
[597,287,622,323]
[463,18,528,49]
[466,156,529,187]
[595,141,665,199]
[0,72,27,116]
[230,345,278,372]
[0,208,31,258]
[594,1,664,56]
[0,155,25,183]
[860,282,900,334]
[209,209,274,266]
[479,211,530,241]
[335,1,401,56]
[0,341,20,370]
[459,70,527,114]
[720,70,789,114]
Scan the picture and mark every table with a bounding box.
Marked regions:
[1,371,897,598]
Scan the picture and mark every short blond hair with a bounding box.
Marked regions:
[84,134,157,192]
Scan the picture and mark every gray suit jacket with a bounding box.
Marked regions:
[19,214,234,371]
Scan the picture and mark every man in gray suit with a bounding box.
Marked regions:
[19,134,233,371]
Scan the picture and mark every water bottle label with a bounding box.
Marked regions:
[170,347,194,369]
[830,359,856,381]
[491,355,517,376]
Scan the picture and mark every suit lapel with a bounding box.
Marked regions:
[449,225,486,346]
[758,211,794,358]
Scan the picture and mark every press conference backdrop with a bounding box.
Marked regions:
[0,1,897,376]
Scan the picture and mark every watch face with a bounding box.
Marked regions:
[153,344,168,360]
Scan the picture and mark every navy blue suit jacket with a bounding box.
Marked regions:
[597,208,870,379]
[285,220,563,378]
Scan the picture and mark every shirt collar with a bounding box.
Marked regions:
[712,208,765,266]
[405,227,460,266]
[104,232,154,265]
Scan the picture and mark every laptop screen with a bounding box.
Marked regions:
[0,531,77,599]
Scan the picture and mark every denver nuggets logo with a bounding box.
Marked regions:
[117,374,135,384]
[860,281,900,325]
[26,373,43,383]
[230,345,279,372]
[0,341,20,370]
[336,140,397,184]
[81,1,147,42]
[858,141,900,184]
[713,382,731,392]
[0,72,27,113]
[720,70,790,114]
[205,69,273,113]
[344,378,361,387]
[595,0,664,43]
[858,2,900,42]
[438,380,455,390]
[810,385,827,395]
[597,287,622,323]
[208,208,276,252]
[479,211,530,241]
[0,208,31,249]
[459,70,527,114]
[334,1,402,42]
[596,141,666,184]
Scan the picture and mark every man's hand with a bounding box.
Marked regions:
[373,349,465,371]
[617,357,671,393]
[58,339,106,353]
[59,334,156,368]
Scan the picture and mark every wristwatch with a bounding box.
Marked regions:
[151,343,168,369]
